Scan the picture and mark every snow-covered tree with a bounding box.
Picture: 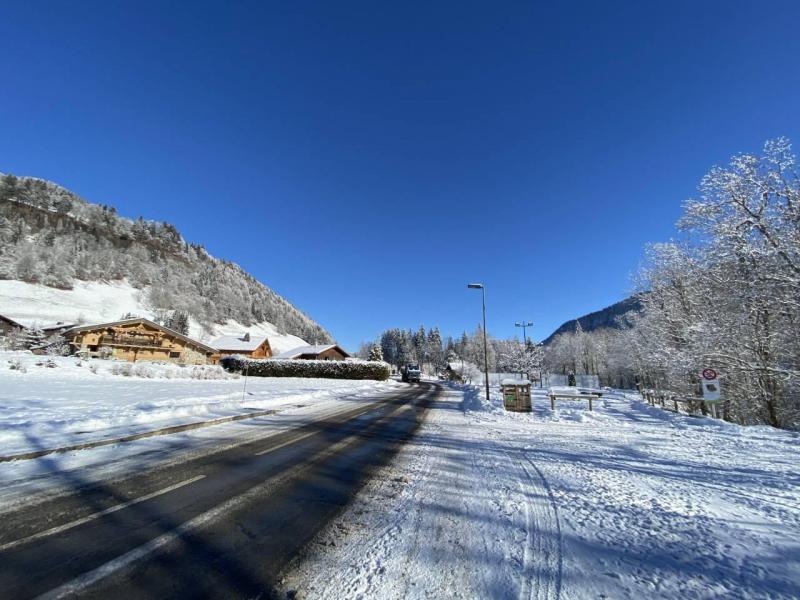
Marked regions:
[21,326,46,349]
[368,344,384,362]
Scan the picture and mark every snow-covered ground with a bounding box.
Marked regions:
[282,382,800,600]
[0,279,308,353]
[0,350,402,505]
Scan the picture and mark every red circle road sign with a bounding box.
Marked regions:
[702,368,717,380]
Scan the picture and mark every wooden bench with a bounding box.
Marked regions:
[548,387,599,411]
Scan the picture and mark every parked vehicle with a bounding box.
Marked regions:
[401,363,421,383]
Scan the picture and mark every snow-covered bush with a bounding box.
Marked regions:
[8,358,26,372]
[187,365,239,380]
[220,356,391,381]
[107,361,237,380]
[44,335,71,356]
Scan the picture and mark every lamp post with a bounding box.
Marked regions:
[514,321,533,345]
[467,283,490,403]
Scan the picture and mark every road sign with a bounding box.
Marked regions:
[702,368,717,380]
[702,378,722,402]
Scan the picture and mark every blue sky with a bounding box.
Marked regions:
[2,1,799,350]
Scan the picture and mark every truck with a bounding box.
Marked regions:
[401,363,421,383]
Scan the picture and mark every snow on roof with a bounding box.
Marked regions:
[501,378,531,386]
[3,317,76,331]
[210,334,268,352]
[273,344,347,359]
[548,386,597,396]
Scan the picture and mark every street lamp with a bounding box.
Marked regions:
[467,283,490,403]
[514,321,533,344]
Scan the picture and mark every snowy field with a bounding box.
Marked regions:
[283,382,800,600]
[0,350,401,504]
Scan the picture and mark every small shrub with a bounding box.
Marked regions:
[111,363,133,376]
[8,358,26,372]
[88,364,99,374]
[107,361,236,380]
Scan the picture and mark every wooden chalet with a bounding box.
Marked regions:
[0,314,24,337]
[209,333,272,362]
[63,318,216,364]
[273,344,350,361]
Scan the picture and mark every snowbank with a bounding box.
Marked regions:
[0,350,398,457]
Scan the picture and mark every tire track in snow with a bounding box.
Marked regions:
[512,449,563,600]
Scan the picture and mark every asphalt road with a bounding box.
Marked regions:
[0,381,438,599]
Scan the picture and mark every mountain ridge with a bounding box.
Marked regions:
[0,172,333,344]
[542,295,642,345]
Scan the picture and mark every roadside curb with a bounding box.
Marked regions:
[0,409,278,463]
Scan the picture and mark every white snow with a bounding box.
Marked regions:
[0,279,310,353]
[282,382,800,600]
[1,346,797,599]
[0,350,399,461]
[209,334,269,352]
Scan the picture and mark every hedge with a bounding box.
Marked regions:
[219,356,391,381]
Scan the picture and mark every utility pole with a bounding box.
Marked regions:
[467,283,490,403]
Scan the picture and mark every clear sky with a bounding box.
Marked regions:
[2,1,799,350]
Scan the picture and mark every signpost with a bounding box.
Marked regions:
[701,368,722,417]
[702,368,717,381]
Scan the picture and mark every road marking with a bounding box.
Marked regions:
[34,390,430,599]
[253,405,378,456]
[254,430,320,456]
[34,416,390,600]
[0,475,206,553]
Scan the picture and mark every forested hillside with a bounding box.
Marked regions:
[0,173,332,342]
[541,295,642,345]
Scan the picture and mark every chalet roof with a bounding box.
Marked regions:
[0,314,25,328]
[63,318,217,354]
[12,319,77,332]
[273,344,350,359]
[210,334,269,352]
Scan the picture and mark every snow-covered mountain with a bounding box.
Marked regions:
[541,295,642,345]
[0,173,332,347]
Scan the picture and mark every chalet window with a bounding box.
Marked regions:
[169,351,181,358]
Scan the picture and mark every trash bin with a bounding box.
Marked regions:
[500,379,532,412]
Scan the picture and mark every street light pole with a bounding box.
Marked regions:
[467,283,490,403]
[515,320,533,344]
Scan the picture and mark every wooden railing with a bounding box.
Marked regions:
[642,389,721,418]
[99,334,164,349]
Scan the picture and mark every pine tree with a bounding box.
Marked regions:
[164,309,190,335]
[22,326,46,349]
[426,327,444,370]
[413,325,427,366]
